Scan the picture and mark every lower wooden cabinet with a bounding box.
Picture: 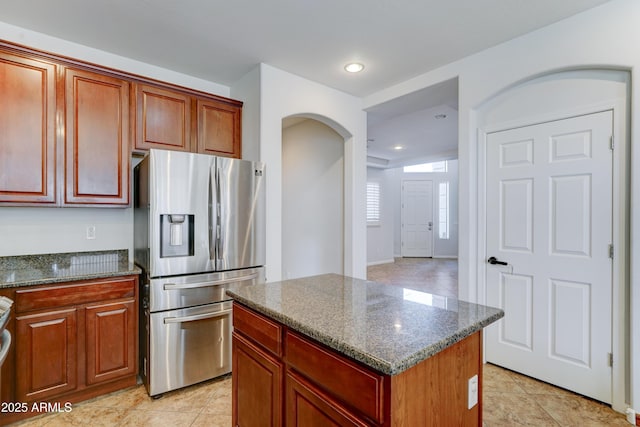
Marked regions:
[0,275,139,425]
[85,299,136,385]
[286,371,369,427]
[232,331,283,426]
[232,302,483,427]
[16,308,78,401]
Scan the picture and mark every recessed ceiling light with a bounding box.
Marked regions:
[393,145,404,150]
[344,62,364,73]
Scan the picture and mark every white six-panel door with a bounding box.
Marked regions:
[485,111,613,403]
[401,180,433,257]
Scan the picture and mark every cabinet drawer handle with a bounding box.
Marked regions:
[163,273,258,290]
[163,308,232,324]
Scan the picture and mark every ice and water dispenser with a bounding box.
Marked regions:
[160,214,194,258]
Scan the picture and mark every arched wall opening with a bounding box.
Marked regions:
[281,114,352,280]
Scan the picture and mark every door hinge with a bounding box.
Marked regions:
[610,135,614,150]
[608,352,613,367]
[609,244,614,259]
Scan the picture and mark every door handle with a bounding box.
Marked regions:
[163,272,258,290]
[163,308,232,324]
[487,256,508,266]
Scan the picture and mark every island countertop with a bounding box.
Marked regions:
[226,273,504,376]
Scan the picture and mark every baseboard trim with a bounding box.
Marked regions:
[367,259,395,266]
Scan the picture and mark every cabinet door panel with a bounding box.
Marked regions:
[286,372,370,427]
[135,84,191,152]
[232,332,282,426]
[0,52,56,204]
[85,300,136,385]
[196,99,240,158]
[286,331,384,423]
[16,308,77,401]
[65,68,129,205]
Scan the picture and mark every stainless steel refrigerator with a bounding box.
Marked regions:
[134,149,265,396]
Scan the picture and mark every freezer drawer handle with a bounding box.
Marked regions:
[163,272,258,290]
[163,308,232,324]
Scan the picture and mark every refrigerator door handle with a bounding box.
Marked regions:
[209,164,220,262]
[163,273,259,290]
[215,165,223,268]
[163,308,232,324]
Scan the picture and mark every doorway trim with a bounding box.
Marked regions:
[475,77,629,411]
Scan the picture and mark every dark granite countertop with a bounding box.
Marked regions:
[226,273,504,376]
[0,250,141,289]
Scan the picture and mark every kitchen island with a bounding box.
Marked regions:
[226,273,504,426]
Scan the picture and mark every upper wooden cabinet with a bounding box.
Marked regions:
[134,83,242,158]
[0,47,131,207]
[0,51,57,204]
[195,97,241,157]
[0,40,244,207]
[65,68,130,205]
[135,84,192,153]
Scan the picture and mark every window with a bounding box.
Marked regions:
[438,181,449,239]
[366,181,381,225]
[403,161,448,173]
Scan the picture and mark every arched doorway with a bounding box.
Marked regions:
[477,69,629,410]
[281,115,350,279]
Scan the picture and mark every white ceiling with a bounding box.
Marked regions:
[0,0,613,167]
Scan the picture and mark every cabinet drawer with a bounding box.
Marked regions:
[286,331,385,423]
[233,303,282,356]
[15,276,136,312]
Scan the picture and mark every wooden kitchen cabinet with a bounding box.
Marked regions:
[65,68,130,205]
[15,308,78,401]
[195,97,241,157]
[85,299,136,385]
[134,83,242,158]
[286,371,369,427]
[0,275,138,425]
[134,83,192,152]
[233,302,483,426]
[0,43,132,207]
[0,50,57,205]
[233,302,379,426]
[232,332,283,426]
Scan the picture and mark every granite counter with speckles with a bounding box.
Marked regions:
[0,250,141,289]
[226,273,504,376]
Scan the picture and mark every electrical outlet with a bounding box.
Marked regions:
[468,374,478,409]
[86,225,96,240]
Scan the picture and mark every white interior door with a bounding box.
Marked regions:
[401,180,433,257]
[485,110,613,403]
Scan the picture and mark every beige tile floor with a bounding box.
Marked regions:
[11,364,628,426]
[8,258,629,426]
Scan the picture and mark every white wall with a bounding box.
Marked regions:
[0,22,232,259]
[282,120,344,279]
[363,0,640,411]
[366,167,395,265]
[230,65,261,161]
[256,64,367,281]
